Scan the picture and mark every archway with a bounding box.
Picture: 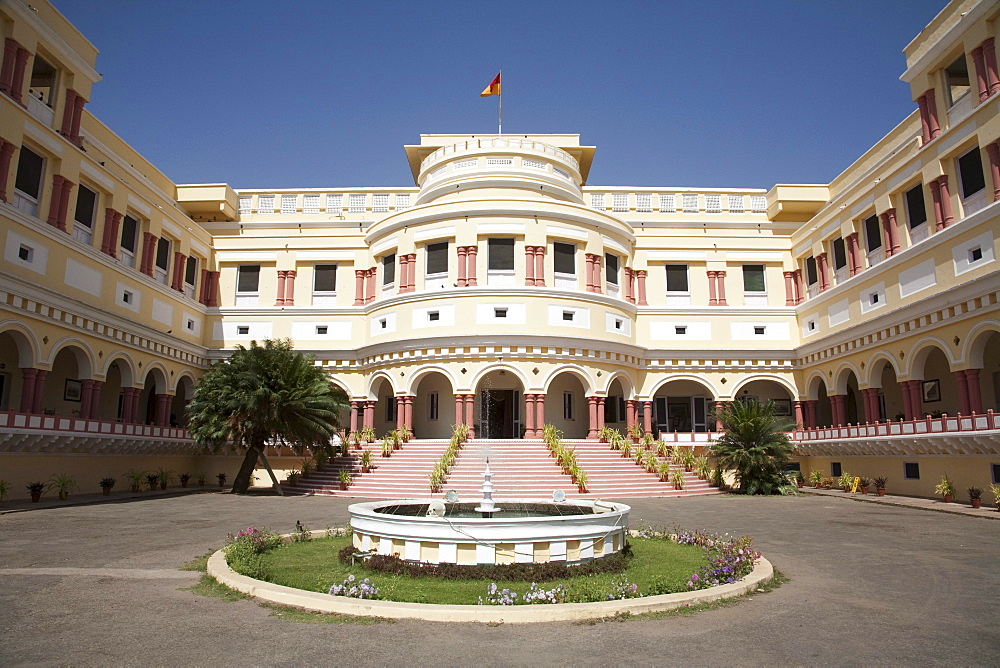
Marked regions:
[171,375,195,426]
[0,328,35,411]
[807,376,833,428]
[732,378,795,423]
[411,370,454,440]
[42,345,92,416]
[544,370,588,439]
[966,329,1000,412]
[371,376,397,437]
[96,357,135,421]
[912,346,957,417]
[139,367,168,425]
[868,356,903,422]
[475,368,525,439]
[604,377,630,431]
[650,377,716,433]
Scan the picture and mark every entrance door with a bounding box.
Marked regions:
[480,389,520,438]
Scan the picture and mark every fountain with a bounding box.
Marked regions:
[349,464,630,566]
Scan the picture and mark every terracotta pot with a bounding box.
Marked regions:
[814,483,821,489]
[58,491,68,500]
[860,486,869,494]
[218,481,225,488]
[685,465,693,472]
[877,488,886,496]
[943,493,953,503]
[578,485,588,493]
[361,466,370,474]
[160,483,167,491]
[30,492,41,503]
[797,481,804,488]
[102,487,111,496]
[181,481,188,488]
[339,482,348,491]
[130,484,140,493]
[971,499,981,509]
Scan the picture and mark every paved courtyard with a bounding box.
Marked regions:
[0,491,997,665]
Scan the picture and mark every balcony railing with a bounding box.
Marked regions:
[791,410,1000,441]
[0,410,191,440]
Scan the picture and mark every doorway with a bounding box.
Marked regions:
[480,389,520,438]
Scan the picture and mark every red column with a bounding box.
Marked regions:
[793,269,804,304]
[454,394,465,429]
[464,394,476,437]
[586,396,598,439]
[198,269,211,304]
[860,388,875,424]
[284,270,296,305]
[275,271,287,306]
[715,401,725,432]
[984,37,1000,96]
[716,271,728,306]
[804,400,817,429]
[584,254,595,292]
[954,370,970,415]
[100,209,117,255]
[80,380,95,419]
[642,401,652,434]
[407,254,417,291]
[354,270,366,305]
[986,142,1000,202]
[349,402,359,434]
[31,369,47,414]
[908,381,923,419]
[597,397,606,431]
[363,400,375,429]
[916,94,931,144]
[60,89,77,138]
[366,268,376,303]
[120,387,136,422]
[56,178,74,232]
[707,270,718,306]
[0,38,17,95]
[534,247,545,287]
[399,254,411,292]
[46,175,66,229]
[636,270,648,305]
[966,369,983,414]
[625,400,637,430]
[924,88,941,139]
[129,388,141,423]
[396,396,405,429]
[19,368,37,413]
[524,394,536,438]
[524,247,535,286]
[534,394,545,436]
[10,46,28,105]
[817,253,829,292]
[793,400,804,428]
[937,175,953,227]
[901,380,914,420]
[457,247,467,287]
[849,234,863,275]
[88,380,103,420]
[846,236,858,276]
[70,94,86,145]
[928,179,943,230]
[972,46,989,103]
[783,271,796,306]
[208,271,220,306]
[404,396,413,431]
[154,394,172,426]
[881,209,900,257]
[624,268,635,303]
[0,140,15,203]
[172,252,186,291]
[466,246,478,286]
[140,233,156,276]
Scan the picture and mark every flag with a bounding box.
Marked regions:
[480,72,501,97]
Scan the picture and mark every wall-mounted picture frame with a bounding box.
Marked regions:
[64,379,82,402]
[922,379,941,403]
[773,398,793,416]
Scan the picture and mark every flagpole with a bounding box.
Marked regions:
[498,70,503,135]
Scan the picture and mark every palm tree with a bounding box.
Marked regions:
[187,339,349,494]
[709,399,795,495]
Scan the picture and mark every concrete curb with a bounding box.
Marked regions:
[206,549,774,623]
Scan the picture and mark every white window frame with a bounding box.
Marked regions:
[235,264,261,306]
[312,263,338,306]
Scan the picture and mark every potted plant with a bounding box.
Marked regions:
[821,477,834,490]
[300,459,315,478]
[873,476,888,496]
[146,473,160,491]
[809,470,824,488]
[644,451,658,473]
[359,425,377,445]
[124,468,145,493]
[681,449,696,472]
[381,440,393,457]
[178,473,191,488]
[695,456,711,480]
[48,473,77,500]
[991,483,1000,512]
[858,476,871,495]
[627,423,643,443]
[0,479,10,504]
[575,469,589,493]
[156,468,174,490]
[428,466,443,493]
[26,481,45,503]
[338,469,352,490]
[968,486,983,509]
[838,472,853,492]
[360,449,373,473]
[934,474,956,503]
[285,468,301,485]
[99,477,116,496]
[796,472,805,489]
[217,472,227,488]
[621,441,633,459]
[658,460,671,482]
[196,472,207,487]
[400,425,413,443]
[671,469,686,490]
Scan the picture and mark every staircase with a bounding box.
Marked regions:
[282,438,723,499]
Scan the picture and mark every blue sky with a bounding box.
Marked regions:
[54,0,946,190]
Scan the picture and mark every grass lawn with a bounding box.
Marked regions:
[257,536,707,605]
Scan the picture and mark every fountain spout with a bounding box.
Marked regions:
[473,459,501,517]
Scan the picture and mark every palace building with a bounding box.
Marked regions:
[1,0,998,500]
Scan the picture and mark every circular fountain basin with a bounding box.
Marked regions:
[349,499,630,566]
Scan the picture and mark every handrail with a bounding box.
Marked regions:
[0,410,191,440]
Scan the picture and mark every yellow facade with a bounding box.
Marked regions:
[0,0,998,500]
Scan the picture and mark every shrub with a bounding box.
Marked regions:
[678,530,760,589]
[224,526,282,579]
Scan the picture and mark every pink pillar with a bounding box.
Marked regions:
[860,388,875,424]
[524,247,535,286]
[984,37,1000,96]
[57,178,74,232]
[624,268,635,303]
[275,271,287,306]
[349,402,359,434]
[966,369,983,414]
[906,381,923,419]
[972,46,989,102]
[715,401,725,432]
[466,246,478,286]
[457,246,467,287]
[715,271,728,306]
[937,175,953,227]
[804,400,817,429]
[87,381,103,420]
[924,88,941,139]
[454,394,465,428]
[707,270,718,306]
[794,269,804,304]
[80,380,96,419]
[880,210,900,257]
[31,369,47,414]
[636,270,648,305]
[597,397,606,431]
[901,381,914,421]
[916,94,931,144]
[363,400,375,429]
[0,38,17,95]
[832,395,846,425]
[783,271,796,306]
[154,394,171,426]
[534,247,545,287]
[284,270,296,305]
[524,394,536,438]
[626,400,637,430]
[70,94,86,145]
[587,396,598,439]
[793,400,804,429]
[534,394,545,435]
[584,254,594,292]
[10,46,28,105]
[986,142,1000,202]
[366,268,376,304]
[0,140,15,203]
[954,370,970,415]
[408,254,418,291]
[354,270,365,305]
[47,175,66,229]
[120,387,135,422]
[60,89,77,137]
[100,209,115,255]
[817,253,830,292]
[404,396,413,431]
[848,234,863,275]
[395,396,405,429]
[464,394,475,437]
[19,368,37,413]
[642,401,652,434]
[928,180,944,230]
[397,255,408,292]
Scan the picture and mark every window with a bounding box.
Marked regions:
[864,214,882,251]
[384,396,396,422]
[73,184,97,244]
[238,196,251,214]
[494,307,508,318]
[969,246,983,263]
[488,238,514,270]
[326,194,342,211]
[562,311,574,321]
[184,256,198,298]
[17,244,33,262]
[237,325,249,335]
[944,55,970,106]
[14,145,44,215]
[832,238,847,270]
[120,214,138,268]
[831,462,842,477]
[992,463,1000,484]
[28,54,56,106]
[553,242,575,275]
[675,326,687,335]
[316,326,328,335]
[428,311,440,322]
[379,318,387,329]
[665,265,689,292]
[605,253,619,286]
[428,392,439,421]
[186,318,195,331]
[869,292,880,306]
[563,392,574,420]
[904,462,920,479]
[750,195,767,213]
[727,194,744,213]
[957,147,986,199]
[121,289,133,305]
[754,326,766,335]
[807,320,817,332]
[614,318,623,330]
[313,264,337,305]
[426,242,448,276]
[236,264,260,301]
[154,237,171,284]
[742,265,765,292]
[805,256,818,286]
[905,184,927,229]
[382,254,396,286]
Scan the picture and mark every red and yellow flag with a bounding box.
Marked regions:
[480,72,501,97]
